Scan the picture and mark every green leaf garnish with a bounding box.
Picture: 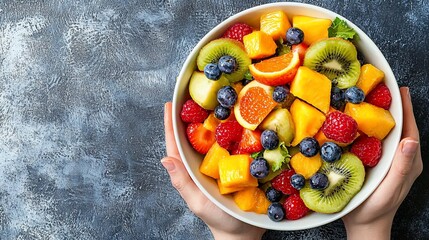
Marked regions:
[328,17,359,40]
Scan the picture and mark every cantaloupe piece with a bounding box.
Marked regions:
[200,142,229,179]
[293,16,332,45]
[219,155,258,188]
[344,102,395,140]
[260,10,291,40]
[243,31,277,59]
[290,66,332,114]
[356,64,385,95]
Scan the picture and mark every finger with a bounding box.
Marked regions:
[164,102,180,159]
[161,156,208,213]
[400,87,419,140]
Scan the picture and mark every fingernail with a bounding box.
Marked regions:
[401,139,419,156]
[161,158,175,172]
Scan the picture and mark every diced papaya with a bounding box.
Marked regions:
[199,142,229,179]
[290,98,326,146]
[233,187,270,213]
[292,16,332,45]
[356,64,385,95]
[290,152,322,179]
[290,66,332,114]
[344,102,395,140]
[217,179,244,195]
[243,31,277,59]
[260,10,291,40]
[219,154,258,188]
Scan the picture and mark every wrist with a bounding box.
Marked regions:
[343,216,393,240]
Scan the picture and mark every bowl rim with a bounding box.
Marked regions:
[172,2,403,231]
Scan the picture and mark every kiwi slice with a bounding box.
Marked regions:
[300,152,365,214]
[303,38,361,89]
[197,38,251,83]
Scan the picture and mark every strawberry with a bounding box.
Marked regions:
[231,129,263,155]
[186,123,216,154]
[215,121,243,151]
[222,23,253,43]
[180,99,209,123]
[271,169,299,195]
[365,83,392,110]
[291,42,308,62]
[283,194,309,220]
[321,111,358,144]
[350,135,382,167]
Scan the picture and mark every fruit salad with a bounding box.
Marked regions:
[179,10,395,222]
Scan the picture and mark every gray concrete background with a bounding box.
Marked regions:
[0,0,427,239]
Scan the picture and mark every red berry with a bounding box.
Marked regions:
[222,23,253,43]
[215,121,243,151]
[180,99,209,123]
[271,169,299,195]
[291,43,308,62]
[231,128,263,155]
[321,111,358,144]
[365,83,392,110]
[350,135,382,167]
[186,123,216,154]
[283,194,309,220]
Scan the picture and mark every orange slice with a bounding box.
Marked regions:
[249,51,300,86]
[234,81,277,130]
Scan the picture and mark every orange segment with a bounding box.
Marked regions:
[234,81,277,130]
[243,31,277,59]
[249,51,300,86]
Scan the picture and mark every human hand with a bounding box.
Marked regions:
[161,102,266,240]
[342,87,422,240]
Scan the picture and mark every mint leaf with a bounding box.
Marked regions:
[328,17,359,40]
[275,38,291,56]
[263,142,291,172]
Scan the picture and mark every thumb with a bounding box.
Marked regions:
[161,156,205,208]
[391,137,419,178]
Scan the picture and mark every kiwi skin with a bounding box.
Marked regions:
[303,37,361,89]
[300,152,365,214]
[197,38,251,83]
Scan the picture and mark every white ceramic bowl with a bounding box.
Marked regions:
[172,2,402,231]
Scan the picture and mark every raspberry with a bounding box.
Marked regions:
[271,169,299,195]
[283,194,309,220]
[365,83,392,110]
[321,111,358,144]
[180,99,209,123]
[222,23,253,42]
[350,135,382,167]
[215,121,243,151]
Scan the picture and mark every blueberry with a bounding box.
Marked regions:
[218,55,237,74]
[290,173,305,190]
[214,105,231,120]
[299,137,320,157]
[268,202,285,222]
[261,130,279,150]
[272,86,289,103]
[310,173,329,190]
[250,157,270,179]
[345,86,365,104]
[265,187,283,202]
[204,63,221,80]
[330,86,346,110]
[320,142,342,163]
[217,86,237,108]
[286,27,304,45]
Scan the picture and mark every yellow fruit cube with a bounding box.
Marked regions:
[293,16,332,45]
[219,155,258,188]
[260,10,291,40]
[344,102,395,140]
[203,113,220,132]
[290,98,326,146]
[243,31,277,59]
[217,179,244,195]
[200,142,229,179]
[290,66,332,114]
[290,152,323,179]
[233,187,270,213]
[356,64,385,95]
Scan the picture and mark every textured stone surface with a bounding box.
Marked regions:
[0,0,427,239]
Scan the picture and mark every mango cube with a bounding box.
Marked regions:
[290,98,326,146]
[290,66,332,114]
[260,10,291,40]
[219,155,258,188]
[233,187,270,213]
[243,31,277,59]
[217,179,244,195]
[290,152,323,179]
[293,16,332,45]
[200,142,229,179]
[356,64,385,95]
[344,102,395,140]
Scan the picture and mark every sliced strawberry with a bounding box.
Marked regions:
[231,129,263,155]
[292,43,308,62]
[186,123,216,154]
